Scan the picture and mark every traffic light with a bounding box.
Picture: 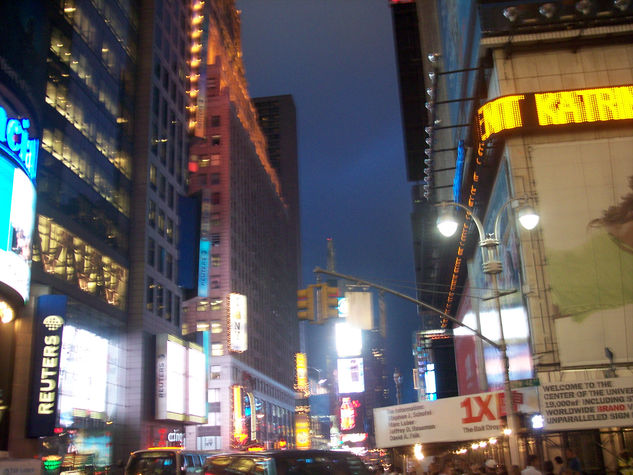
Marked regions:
[317,283,339,322]
[297,286,315,321]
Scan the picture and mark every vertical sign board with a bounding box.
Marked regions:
[27,295,66,437]
[228,293,247,352]
[197,238,210,297]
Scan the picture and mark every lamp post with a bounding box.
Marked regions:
[435,197,539,468]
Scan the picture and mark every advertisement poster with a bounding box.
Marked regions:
[540,377,633,431]
[374,387,538,448]
[531,138,633,366]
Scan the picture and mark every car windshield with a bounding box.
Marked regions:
[126,451,178,475]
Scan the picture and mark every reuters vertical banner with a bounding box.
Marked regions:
[27,295,67,437]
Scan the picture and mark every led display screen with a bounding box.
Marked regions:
[477,85,633,143]
[337,357,365,394]
[295,353,308,393]
[0,102,38,303]
[335,322,362,357]
[58,325,109,423]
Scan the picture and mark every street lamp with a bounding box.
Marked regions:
[434,197,539,468]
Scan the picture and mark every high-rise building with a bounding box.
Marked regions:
[183,0,300,451]
[0,0,192,467]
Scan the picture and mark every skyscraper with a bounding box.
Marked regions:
[183,0,300,451]
[1,0,192,466]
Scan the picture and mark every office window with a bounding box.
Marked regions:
[166,253,173,279]
[210,154,220,166]
[147,278,154,311]
[197,300,209,312]
[211,321,222,334]
[149,200,156,227]
[165,290,172,321]
[211,192,220,205]
[209,388,220,402]
[174,296,181,326]
[199,155,210,168]
[211,344,224,356]
[210,212,220,226]
[166,218,173,243]
[156,284,164,317]
[158,210,165,236]
[211,115,220,127]
[211,233,220,246]
[158,246,165,273]
[210,298,222,311]
[211,254,220,267]
[211,279,220,289]
[211,365,221,380]
[148,237,155,266]
[149,165,157,190]
[210,173,220,185]
[211,135,220,146]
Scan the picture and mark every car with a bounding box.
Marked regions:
[203,449,372,475]
[125,447,217,474]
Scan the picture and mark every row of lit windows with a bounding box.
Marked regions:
[49,27,131,132]
[146,277,180,324]
[41,128,130,216]
[62,0,136,61]
[148,200,175,243]
[149,165,178,210]
[34,216,128,310]
[45,77,132,180]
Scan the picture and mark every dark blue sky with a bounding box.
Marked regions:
[237,0,419,404]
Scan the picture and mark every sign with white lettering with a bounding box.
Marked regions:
[374,387,538,448]
[540,377,633,431]
[27,295,66,437]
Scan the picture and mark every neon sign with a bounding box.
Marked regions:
[476,85,633,143]
[0,105,38,182]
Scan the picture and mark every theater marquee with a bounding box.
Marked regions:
[477,85,633,143]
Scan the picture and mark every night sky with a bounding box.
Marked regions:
[237,0,419,404]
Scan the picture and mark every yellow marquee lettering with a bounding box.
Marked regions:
[38,403,54,414]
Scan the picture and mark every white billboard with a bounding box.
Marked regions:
[539,377,633,431]
[228,293,247,352]
[335,321,362,357]
[156,334,207,423]
[337,357,365,394]
[374,387,539,448]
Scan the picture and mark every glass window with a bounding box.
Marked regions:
[148,237,155,266]
[211,254,220,267]
[156,284,164,317]
[158,210,165,236]
[150,165,157,189]
[149,200,156,227]
[211,233,220,246]
[210,212,220,226]
[158,246,165,273]
[211,193,220,205]
[211,321,222,334]
[166,218,173,243]
[211,135,220,146]
[211,344,223,356]
[211,115,220,127]
[211,365,221,379]
[147,278,154,311]
[165,290,172,321]
[210,173,220,185]
[209,388,220,402]
[210,298,222,311]
[197,300,209,312]
[166,253,173,279]
[210,154,220,166]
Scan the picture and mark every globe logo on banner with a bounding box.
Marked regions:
[43,315,64,331]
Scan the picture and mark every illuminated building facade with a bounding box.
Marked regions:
[392,0,633,471]
[182,0,299,451]
[0,0,192,468]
